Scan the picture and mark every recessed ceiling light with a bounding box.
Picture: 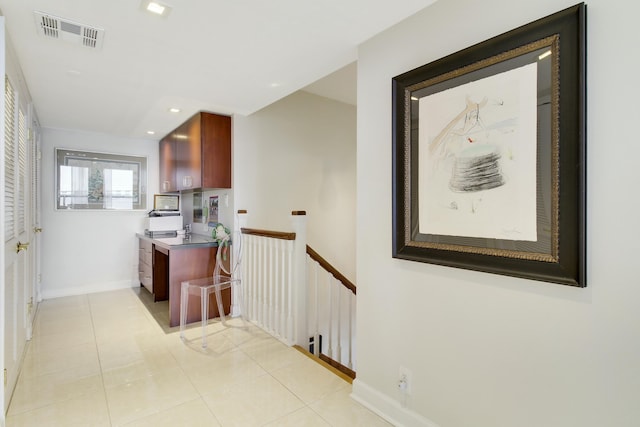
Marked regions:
[140,0,172,17]
[147,2,165,14]
[146,130,155,135]
[270,83,281,88]
[168,107,181,113]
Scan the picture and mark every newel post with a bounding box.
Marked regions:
[236,209,248,231]
[291,211,308,347]
[233,210,248,317]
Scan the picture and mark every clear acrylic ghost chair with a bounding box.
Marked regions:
[179,231,244,348]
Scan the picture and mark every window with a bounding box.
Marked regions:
[56,148,147,210]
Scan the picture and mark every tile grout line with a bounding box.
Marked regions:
[4,303,43,418]
[131,287,229,425]
[232,337,342,427]
[87,294,117,427]
[8,297,96,419]
[157,310,227,426]
[8,291,356,426]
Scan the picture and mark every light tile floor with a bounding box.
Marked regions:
[6,287,391,427]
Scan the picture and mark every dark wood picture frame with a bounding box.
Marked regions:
[392,4,586,287]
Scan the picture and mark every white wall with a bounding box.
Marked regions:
[233,90,357,281]
[354,1,640,427]
[40,128,158,298]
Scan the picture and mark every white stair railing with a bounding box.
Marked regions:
[306,246,356,376]
[238,211,306,346]
[238,210,356,377]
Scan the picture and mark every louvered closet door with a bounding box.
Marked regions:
[3,74,31,412]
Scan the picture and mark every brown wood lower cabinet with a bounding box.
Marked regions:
[164,245,230,328]
[139,237,230,327]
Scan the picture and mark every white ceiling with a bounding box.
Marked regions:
[0,0,436,140]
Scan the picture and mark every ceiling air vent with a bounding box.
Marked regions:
[34,11,104,49]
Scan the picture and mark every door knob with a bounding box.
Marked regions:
[16,241,30,253]
[34,227,43,233]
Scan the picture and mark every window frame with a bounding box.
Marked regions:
[55,148,148,211]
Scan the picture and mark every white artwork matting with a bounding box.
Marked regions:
[418,62,539,241]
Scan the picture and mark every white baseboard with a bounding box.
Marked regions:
[41,280,138,300]
[351,379,440,427]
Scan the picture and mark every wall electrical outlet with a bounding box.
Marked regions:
[399,365,413,395]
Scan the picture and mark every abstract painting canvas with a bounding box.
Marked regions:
[418,63,538,241]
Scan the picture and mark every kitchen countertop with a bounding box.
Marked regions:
[137,233,220,250]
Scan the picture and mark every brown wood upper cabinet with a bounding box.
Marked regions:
[159,133,177,192]
[159,111,231,192]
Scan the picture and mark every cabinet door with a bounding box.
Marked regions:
[159,134,177,193]
[176,114,202,191]
[202,113,232,189]
[138,238,153,293]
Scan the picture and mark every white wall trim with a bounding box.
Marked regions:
[351,379,441,427]
[40,280,138,300]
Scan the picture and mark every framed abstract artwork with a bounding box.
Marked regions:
[392,4,586,286]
